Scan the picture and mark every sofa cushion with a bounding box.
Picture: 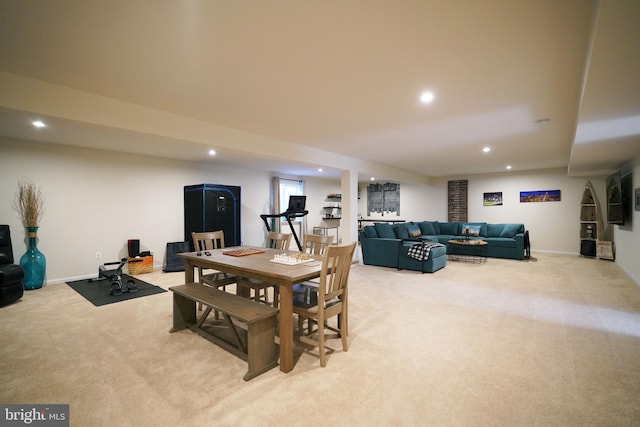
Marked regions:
[374,223,396,239]
[500,223,522,238]
[394,223,410,239]
[363,226,378,238]
[438,221,459,235]
[418,221,437,235]
[484,237,516,248]
[406,224,422,238]
[487,223,504,237]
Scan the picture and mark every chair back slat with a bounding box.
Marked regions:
[302,233,334,255]
[318,242,357,301]
[192,231,226,252]
[266,232,292,250]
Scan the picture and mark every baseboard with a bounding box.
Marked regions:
[617,263,640,288]
[44,263,165,285]
[530,249,577,256]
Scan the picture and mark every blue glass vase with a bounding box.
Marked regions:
[20,226,46,290]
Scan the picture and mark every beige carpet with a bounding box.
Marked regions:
[1,252,639,426]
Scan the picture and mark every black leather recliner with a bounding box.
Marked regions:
[0,225,24,306]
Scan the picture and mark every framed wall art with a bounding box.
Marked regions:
[483,192,503,206]
[367,182,400,216]
[520,190,561,203]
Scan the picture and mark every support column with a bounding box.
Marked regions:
[341,169,358,245]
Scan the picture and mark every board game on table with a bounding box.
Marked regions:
[222,248,266,257]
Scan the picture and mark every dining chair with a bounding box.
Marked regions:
[292,241,357,367]
[299,233,334,287]
[302,233,334,255]
[266,231,292,251]
[191,231,238,311]
[238,232,292,306]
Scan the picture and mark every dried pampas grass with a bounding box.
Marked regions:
[13,178,45,228]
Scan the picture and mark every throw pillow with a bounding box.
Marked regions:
[460,224,481,237]
[374,222,396,239]
[406,224,422,238]
[363,226,378,238]
[500,223,523,238]
[464,222,487,236]
[418,221,437,235]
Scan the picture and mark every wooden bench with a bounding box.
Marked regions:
[169,282,279,381]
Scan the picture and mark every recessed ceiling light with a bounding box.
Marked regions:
[419,91,435,104]
[506,165,512,170]
[483,147,491,153]
[32,120,46,128]
[370,177,375,181]
[208,149,216,156]
[318,168,323,172]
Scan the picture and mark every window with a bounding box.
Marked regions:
[279,179,304,220]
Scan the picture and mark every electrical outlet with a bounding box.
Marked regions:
[95,252,102,260]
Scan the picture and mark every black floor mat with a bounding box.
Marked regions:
[66,274,166,307]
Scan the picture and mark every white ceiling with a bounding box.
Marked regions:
[0,0,638,181]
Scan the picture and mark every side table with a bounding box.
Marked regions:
[312,226,339,245]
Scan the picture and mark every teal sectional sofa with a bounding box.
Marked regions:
[359,221,527,271]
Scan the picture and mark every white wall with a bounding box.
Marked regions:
[357,181,446,222]
[361,169,603,255]
[304,178,342,242]
[613,161,640,285]
[463,168,592,255]
[0,139,275,282]
[3,138,637,287]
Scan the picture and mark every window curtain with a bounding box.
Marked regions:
[271,177,281,233]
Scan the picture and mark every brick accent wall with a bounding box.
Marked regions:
[448,180,468,222]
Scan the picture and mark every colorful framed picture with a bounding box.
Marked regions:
[483,192,503,206]
[520,190,561,202]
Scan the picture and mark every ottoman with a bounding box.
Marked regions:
[397,240,447,273]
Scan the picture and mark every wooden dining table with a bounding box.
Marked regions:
[179,247,324,373]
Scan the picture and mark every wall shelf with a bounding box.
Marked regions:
[323,194,341,220]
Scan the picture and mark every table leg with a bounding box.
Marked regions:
[278,284,294,372]
[184,259,195,283]
[237,280,251,298]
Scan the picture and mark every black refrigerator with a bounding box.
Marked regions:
[184,184,241,250]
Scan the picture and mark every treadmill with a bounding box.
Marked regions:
[260,195,308,251]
